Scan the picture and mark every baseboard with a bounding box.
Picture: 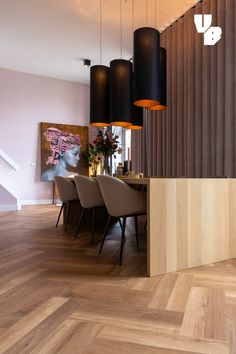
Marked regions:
[0,204,21,211]
[0,199,61,210]
[20,199,60,206]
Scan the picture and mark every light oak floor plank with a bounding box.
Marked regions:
[0,205,235,353]
[0,297,68,353]
[99,325,229,354]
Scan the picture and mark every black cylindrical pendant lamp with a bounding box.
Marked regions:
[110,59,132,127]
[150,47,167,111]
[90,65,110,127]
[126,105,143,130]
[133,27,160,108]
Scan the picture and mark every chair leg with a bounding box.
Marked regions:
[134,215,139,250]
[56,202,64,227]
[65,202,71,232]
[91,208,96,246]
[118,218,122,230]
[144,221,147,230]
[75,207,85,237]
[99,215,111,254]
[119,217,126,266]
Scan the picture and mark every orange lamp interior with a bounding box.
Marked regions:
[134,99,159,108]
[150,104,167,111]
[126,125,143,130]
[90,122,111,127]
[110,121,130,127]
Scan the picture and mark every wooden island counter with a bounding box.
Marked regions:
[124,178,236,277]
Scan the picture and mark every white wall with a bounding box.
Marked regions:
[0,69,89,204]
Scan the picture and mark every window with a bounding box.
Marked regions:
[111,127,131,174]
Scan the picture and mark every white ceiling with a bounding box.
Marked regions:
[0,0,199,84]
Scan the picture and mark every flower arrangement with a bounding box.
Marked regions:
[93,129,121,157]
[83,128,122,176]
[82,144,101,177]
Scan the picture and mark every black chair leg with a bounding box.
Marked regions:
[75,207,85,237]
[91,208,96,246]
[119,217,126,266]
[134,215,139,250]
[118,218,122,230]
[99,215,111,254]
[65,202,70,231]
[144,221,147,230]
[56,202,64,227]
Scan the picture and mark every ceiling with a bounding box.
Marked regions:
[0,0,199,84]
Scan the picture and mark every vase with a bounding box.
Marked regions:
[102,155,111,175]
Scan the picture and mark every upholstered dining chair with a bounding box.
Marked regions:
[54,176,80,231]
[96,175,147,265]
[74,175,106,245]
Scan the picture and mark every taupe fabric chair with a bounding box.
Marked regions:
[74,175,105,245]
[54,176,79,231]
[96,175,147,265]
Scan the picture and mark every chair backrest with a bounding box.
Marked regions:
[96,175,147,217]
[55,176,78,202]
[74,175,104,209]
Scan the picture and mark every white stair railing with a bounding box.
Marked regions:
[0,147,19,171]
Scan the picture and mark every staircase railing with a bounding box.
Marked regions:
[0,147,19,171]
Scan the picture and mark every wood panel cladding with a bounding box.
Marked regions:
[148,178,236,276]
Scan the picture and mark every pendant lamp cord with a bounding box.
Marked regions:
[131,0,134,58]
[120,0,123,59]
[146,0,147,26]
[100,0,102,64]
[155,0,156,28]
[132,0,134,32]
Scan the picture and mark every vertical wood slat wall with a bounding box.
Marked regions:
[131,0,236,178]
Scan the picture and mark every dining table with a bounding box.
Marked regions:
[65,176,236,277]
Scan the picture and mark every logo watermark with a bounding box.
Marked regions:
[194,14,222,45]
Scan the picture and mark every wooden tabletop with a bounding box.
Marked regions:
[68,175,149,185]
[121,177,149,185]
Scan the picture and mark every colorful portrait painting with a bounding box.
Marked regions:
[41,122,88,181]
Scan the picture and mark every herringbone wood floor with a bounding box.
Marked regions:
[0,205,235,353]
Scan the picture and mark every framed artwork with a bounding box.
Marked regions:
[41,122,88,181]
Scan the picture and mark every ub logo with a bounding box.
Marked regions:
[194,14,222,45]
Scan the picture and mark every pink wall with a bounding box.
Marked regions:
[0,69,89,204]
[0,185,17,204]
